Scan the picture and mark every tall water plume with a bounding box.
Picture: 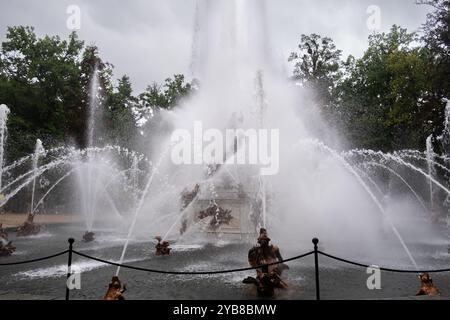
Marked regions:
[126,0,449,270]
[426,135,436,209]
[30,139,45,215]
[0,104,10,191]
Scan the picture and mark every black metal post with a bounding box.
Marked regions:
[65,238,74,301]
[312,238,320,300]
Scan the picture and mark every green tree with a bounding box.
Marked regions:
[0,26,85,159]
[419,0,450,97]
[0,26,138,157]
[137,74,192,117]
[336,26,434,151]
[105,75,138,147]
[79,45,120,147]
[288,34,342,114]
[418,0,450,154]
[136,74,193,152]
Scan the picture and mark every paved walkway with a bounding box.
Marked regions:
[0,291,60,300]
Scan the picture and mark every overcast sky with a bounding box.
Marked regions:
[0,0,432,93]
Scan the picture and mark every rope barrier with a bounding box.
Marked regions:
[1,243,449,275]
[0,250,69,266]
[1,248,449,274]
[2,238,450,301]
[318,251,450,273]
[71,250,315,275]
[0,238,450,300]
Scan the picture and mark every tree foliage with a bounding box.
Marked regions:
[289,34,342,111]
[0,26,193,160]
[336,26,434,150]
[292,14,450,152]
[0,26,85,159]
[136,74,193,151]
[1,0,449,163]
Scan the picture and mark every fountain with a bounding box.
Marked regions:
[29,139,45,216]
[16,139,45,236]
[252,70,269,231]
[121,0,450,272]
[426,135,436,211]
[73,64,123,234]
[115,145,171,276]
[131,155,139,190]
[84,65,101,232]
[0,1,449,298]
[87,64,101,149]
[0,64,146,243]
[0,104,10,194]
[440,100,450,153]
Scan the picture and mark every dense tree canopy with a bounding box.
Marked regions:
[136,74,193,152]
[0,26,85,159]
[0,0,449,164]
[289,34,342,114]
[420,0,450,100]
[335,26,435,151]
[0,26,193,160]
[291,1,450,153]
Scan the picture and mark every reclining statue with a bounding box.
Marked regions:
[16,214,41,237]
[0,224,16,257]
[154,236,171,256]
[416,273,441,296]
[82,231,95,242]
[243,228,289,297]
[103,276,126,300]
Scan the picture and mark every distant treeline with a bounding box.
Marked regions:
[289,0,450,153]
[0,0,449,162]
[0,27,192,162]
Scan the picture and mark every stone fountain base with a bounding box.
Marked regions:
[182,184,260,241]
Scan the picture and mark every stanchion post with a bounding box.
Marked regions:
[312,238,320,300]
[65,238,74,301]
